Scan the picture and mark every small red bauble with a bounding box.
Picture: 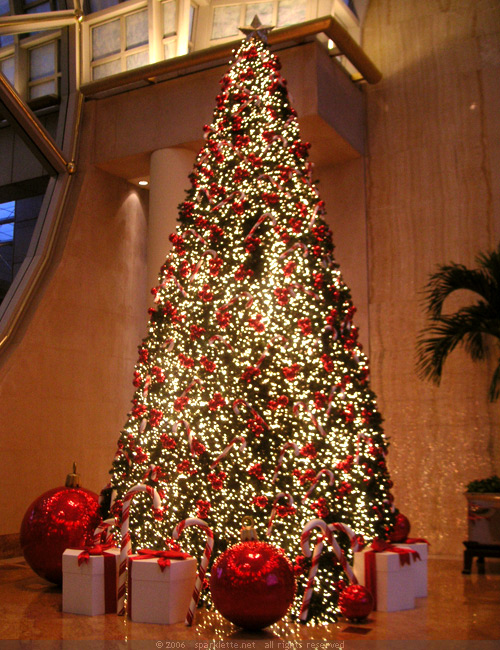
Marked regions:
[210,541,295,630]
[389,513,411,543]
[20,486,101,584]
[338,584,373,622]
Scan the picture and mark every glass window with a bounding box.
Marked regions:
[1,56,15,86]
[126,49,148,70]
[277,0,306,26]
[92,58,121,79]
[0,202,15,243]
[29,41,55,80]
[92,19,121,60]
[88,0,121,12]
[126,10,148,50]
[0,0,14,47]
[163,0,177,37]
[245,2,273,26]
[26,1,51,13]
[211,4,240,40]
[189,3,196,42]
[164,40,176,59]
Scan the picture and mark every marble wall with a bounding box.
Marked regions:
[363,0,500,555]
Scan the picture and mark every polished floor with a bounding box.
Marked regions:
[0,555,499,644]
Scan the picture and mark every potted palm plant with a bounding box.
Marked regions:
[416,245,500,570]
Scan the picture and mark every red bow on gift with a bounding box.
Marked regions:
[370,538,421,565]
[77,540,116,565]
[133,549,191,572]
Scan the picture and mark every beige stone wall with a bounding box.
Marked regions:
[0,103,149,534]
[363,0,500,555]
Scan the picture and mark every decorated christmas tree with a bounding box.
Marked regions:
[106,22,395,623]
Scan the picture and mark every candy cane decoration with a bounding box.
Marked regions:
[272,441,300,483]
[302,469,334,503]
[280,242,308,259]
[293,402,326,437]
[172,419,197,455]
[212,190,246,212]
[172,518,214,626]
[190,250,217,282]
[142,375,151,398]
[233,398,269,429]
[114,448,131,466]
[181,376,205,398]
[219,291,254,311]
[182,229,209,246]
[209,335,234,351]
[257,173,292,198]
[328,522,363,553]
[355,432,371,465]
[308,202,325,229]
[267,492,295,536]
[93,518,116,546]
[162,337,175,351]
[166,275,187,297]
[142,464,159,482]
[117,484,161,616]
[245,212,276,240]
[288,283,320,301]
[299,519,358,621]
[210,435,246,469]
[139,417,148,434]
[256,334,288,368]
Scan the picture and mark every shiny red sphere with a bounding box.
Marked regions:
[210,541,295,630]
[20,486,101,584]
[338,584,373,621]
[389,513,411,543]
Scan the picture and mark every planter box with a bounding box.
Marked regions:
[466,493,500,545]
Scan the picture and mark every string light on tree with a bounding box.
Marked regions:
[105,19,396,624]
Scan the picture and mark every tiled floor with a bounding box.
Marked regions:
[1,555,499,643]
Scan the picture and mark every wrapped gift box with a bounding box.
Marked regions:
[127,554,197,624]
[62,548,120,616]
[353,548,415,612]
[395,542,428,597]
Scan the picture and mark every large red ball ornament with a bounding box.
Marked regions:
[210,541,295,630]
[20,485,101,584]
[338,584,373,622]
[389,513,411,543]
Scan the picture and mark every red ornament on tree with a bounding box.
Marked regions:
[210,540,295,629]
[20,465,102,584]
[338,584,373,622]
[389,513,411,543]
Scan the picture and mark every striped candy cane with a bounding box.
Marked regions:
[293,402,326,437]
[162,337,175,351]
[288,283,320,300]
[209,335,234,351]
[181,376,204,397]
[255,334,288,368]
[280,242,308,259]
[93,518,116,546]
[210,436,246,469]
[328,522,363,553]
[245,212,276,240]
[272,442,300,483]
[117,484,161,616]
[302,469,334,503]
[267,493,295,536]
[114,448,131,466]
[181,229,209,246]
[219,291,254,311]
[172,517,214,626]
[299,518,358,621]
[233,398,269,429]
[172,419,196,455]
[190,250,217,282]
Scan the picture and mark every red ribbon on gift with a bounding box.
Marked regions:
[404,538,430,545]
[74,541,117,614]
[363,539,421,610]
[127,549,191,619]
[132,549,191,571]
[77,540,115,566]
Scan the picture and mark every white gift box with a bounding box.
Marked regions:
[62,548,120,616]
[127,554,197,624]
[394,542,428,597]
[353,548,415,612]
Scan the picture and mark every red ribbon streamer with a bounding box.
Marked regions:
[75,542,117,614]
[77,541,115,566]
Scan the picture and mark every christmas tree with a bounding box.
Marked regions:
[106,22,395,623]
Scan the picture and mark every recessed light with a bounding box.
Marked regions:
[138,180,149,186]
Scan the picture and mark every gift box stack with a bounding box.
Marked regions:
[353,539,428,612]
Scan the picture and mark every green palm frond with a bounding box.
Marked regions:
[416,244,500,401]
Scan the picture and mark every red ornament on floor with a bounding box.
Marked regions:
[338,584,373,622]
[389,513,411,543]
[20,466,101,584]
[210,540,295,630]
